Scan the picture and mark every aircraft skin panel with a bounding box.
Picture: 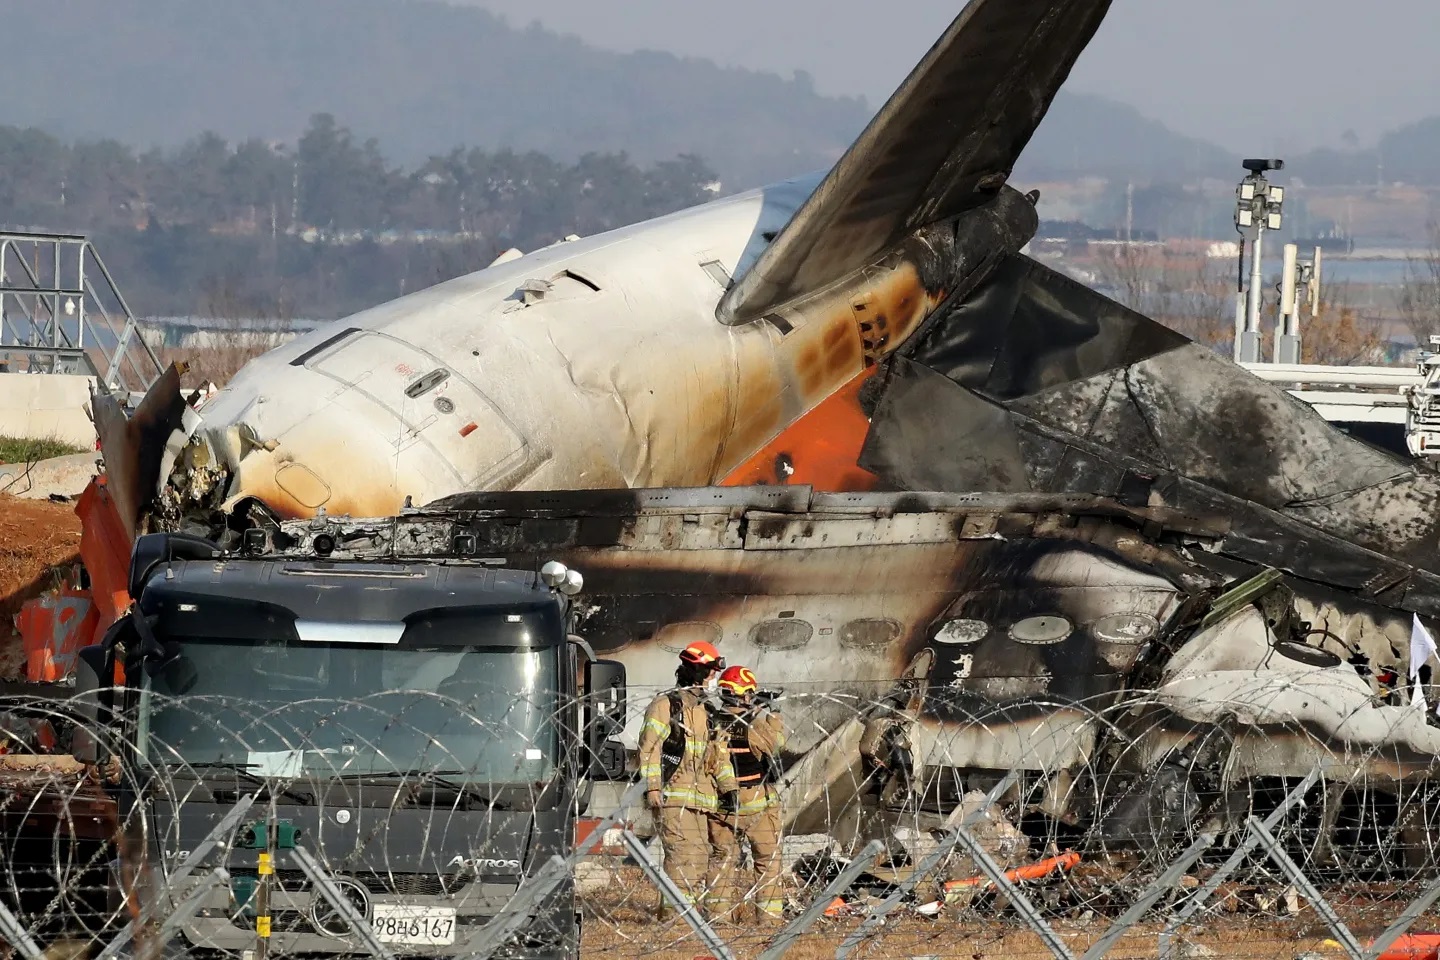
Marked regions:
[719,367,881,491]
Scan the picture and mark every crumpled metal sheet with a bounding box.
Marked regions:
[92,363,187,539]
[717,0,1113,325]
[861,252,1440,619]
[902,253,1190,398]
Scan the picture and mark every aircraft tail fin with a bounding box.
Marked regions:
[717,0,1112,326]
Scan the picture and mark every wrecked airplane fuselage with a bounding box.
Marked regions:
[237,486,1440,873]
[84,0,1440,878]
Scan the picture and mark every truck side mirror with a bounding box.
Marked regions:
[584,659,627,780]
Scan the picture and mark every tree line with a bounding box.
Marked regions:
[0,114,723,319]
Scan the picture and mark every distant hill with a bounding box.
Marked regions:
[1277,117,1440,188]
[10,0,1235,190]
[7,0,868,188]
[1018,92,1237,183]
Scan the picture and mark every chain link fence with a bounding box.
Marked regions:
[4,682,1440,960]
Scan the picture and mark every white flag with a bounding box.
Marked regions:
[1411,614,1437,711]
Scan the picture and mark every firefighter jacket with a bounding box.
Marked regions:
[723,707,785,816]
[638,687,738,812]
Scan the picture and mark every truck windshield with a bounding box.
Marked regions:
[138,617,561,785]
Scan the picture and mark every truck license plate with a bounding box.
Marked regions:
[371,905,457,945]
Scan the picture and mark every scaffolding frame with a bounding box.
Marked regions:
[0,230,164,394]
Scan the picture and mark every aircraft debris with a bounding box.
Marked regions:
[22,0,1440,885]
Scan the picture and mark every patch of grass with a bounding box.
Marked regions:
[0,435,86,464]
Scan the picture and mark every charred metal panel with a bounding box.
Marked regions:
[857,359,1031,493]
[92,363,188,538]
[1118,346,1413,509]
[904,255,1190,398]
[863,252,1440,619]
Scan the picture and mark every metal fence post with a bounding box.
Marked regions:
[0,896,44,960]
[458,779,644,960]
[291,846,397,960]
[1364,872,1440,960]
[619,829,736,960]
[456,856,571,960]
[154,868,230,945]
[757,839,886,960]
[1245,816,1365,960]
[575,780,646,858]
[949,820,1077,960]
[1158,768,1321,960]
[96,794,257,960]
[836,769,1021,960]
[1079,831,1216,960]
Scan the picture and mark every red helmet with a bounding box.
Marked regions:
[679,640,724,669]
[718,665,758,697]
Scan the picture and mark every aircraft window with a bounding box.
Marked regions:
[840,618,902,650]
[1091,613,1159,645]
[749,619,812,650]
[655,621,723,654]
[1008,616,1073,646]
[404,368,450,398]
[934,619,988,645]
[700,260,732,289]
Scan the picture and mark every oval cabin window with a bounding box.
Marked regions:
[749,620,813,650]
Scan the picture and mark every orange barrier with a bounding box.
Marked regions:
[17,590,99,683]
[75,475,134,642]
[19,475,133,682]
[942,851,1081,900]
[1375,934,1440,960]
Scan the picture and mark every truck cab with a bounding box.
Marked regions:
[74,533,627,960]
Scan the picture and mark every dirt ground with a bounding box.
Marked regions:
[578,865,1440,960]
[581,909,1415,960]
[0,493,83,675]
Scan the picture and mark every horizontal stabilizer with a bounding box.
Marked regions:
[717,0,1113,326]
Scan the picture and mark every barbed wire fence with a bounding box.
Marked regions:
[5,683,1440,960]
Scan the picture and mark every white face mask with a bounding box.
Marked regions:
[704,672,720,693]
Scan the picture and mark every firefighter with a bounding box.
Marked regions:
[636,640,739,918]
[708,665,787,924]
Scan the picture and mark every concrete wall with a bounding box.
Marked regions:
[0,373,96,449]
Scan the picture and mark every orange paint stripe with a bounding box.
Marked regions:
[720,367,880,493]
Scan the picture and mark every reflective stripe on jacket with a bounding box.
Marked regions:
[637,688,738,811]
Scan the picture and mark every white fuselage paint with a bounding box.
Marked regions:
[195,174,835,518]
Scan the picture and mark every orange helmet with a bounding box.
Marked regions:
[679,640,724,669]
[718,665,758,697]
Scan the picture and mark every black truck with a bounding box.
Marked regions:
[72,532,628,960]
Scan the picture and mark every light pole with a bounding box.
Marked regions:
[1233,158,1286,363]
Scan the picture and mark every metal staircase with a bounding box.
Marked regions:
[0,231,164,395]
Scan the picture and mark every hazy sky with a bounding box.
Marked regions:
[453,0,1440,153]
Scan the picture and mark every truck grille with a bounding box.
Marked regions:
[232,868,465,898]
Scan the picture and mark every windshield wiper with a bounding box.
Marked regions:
[423,773,510,810]
[332,770,510,810]
[181,762,314,805]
